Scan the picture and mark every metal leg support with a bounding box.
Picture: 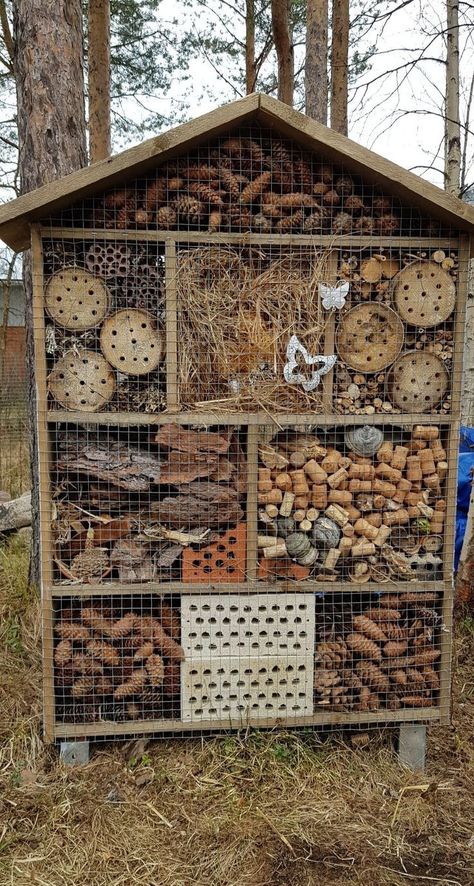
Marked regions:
[59,740,90,765]
[398,725,426,771]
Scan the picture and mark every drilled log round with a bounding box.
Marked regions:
[392,260,455,327]
[336,303,404,373]
[45,267,111,330]
[387,351,449,412]
[48,348,116,411]
[100,309,164,376]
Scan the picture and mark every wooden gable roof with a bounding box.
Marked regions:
[1,93,474,252]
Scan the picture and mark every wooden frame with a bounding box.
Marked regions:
[32,220,468,741]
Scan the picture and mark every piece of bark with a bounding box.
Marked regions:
[57,517,133,559]
[0,491,32,532]
[228,434,248,494]
[153,544,183,569]
[176,481,239,503]
[154,424,231,454]
[110,539,155,582]
[158,450,221,484]
[56,442,163,490]
[156,495,243,528]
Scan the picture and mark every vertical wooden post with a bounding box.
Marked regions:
[165,238,178,411]
[31,226,55,742]
[246,424,259,583]
[322,248,338,412]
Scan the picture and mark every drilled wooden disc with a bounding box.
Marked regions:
[387,351,449,412]
[335,302,404,373]
[44,266,110,330]
[100,309,164,376]
[48,349,116,411]
[392,261,455,327]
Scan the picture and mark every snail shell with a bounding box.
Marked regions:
[345,425,384,457]
[298,547,319,567]
[312,517,340,549]
[277,517,296,538]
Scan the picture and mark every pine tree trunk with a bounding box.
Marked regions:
[271,0,294,105]
[330,0,349,135]
[305,0,328,124]
[89,0,111,162]
[245,0,257,93]
[12,0,87,585]
[445,0,461,195]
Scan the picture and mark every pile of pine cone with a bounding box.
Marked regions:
[54,603,183,722]
[90,136,403,235]
[314,592,441,711]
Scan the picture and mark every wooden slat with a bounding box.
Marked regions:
[46,409,456,427]
[165,238,178,410]
[245,426,259,583]
[31,227,55,743]
[52,706,441,740]
[322,249,338,411]
[48,579,452,597]
[42,226,461,250]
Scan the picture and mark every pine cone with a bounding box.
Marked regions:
[228,206,252,230]
[323,189,341,207]
[303,208,329,232]
[245,138,266,165]
[346,633,382,661]
[293,158,312,187]
[355,216,375,235]
[103,189,133,209]
[81,607,115,637]
[421,667,439,689]
[383,623,408,641]
[332,212,353,234]
[108,613,137,639]
[163,663,181,697]
[146,654,165,687]
[144,178,167,209]
[71,677,95,697]
[208,210,223,232]
[313,181,330,197]
[372,196,392,215]
[319,164,333,185]
[156,206,177,229]
[344,195,364,214]
[261,191,282,218]
[221,137,245,156]
[251,213,272,233]
[219,166,246,199]
[166,176,184,192]
[114,668,148,699]
[405,667,425,685]
[400,694,433,707]
[185,163,220,181]
[352,615,387,643]
[86,639,120,667]
[363,608,401,622]
[334,175,353,195]
[55,623,91,642]
[270,140,292,166]
[356,661,390,692]
[188,183,225,205]
[239,172,272,204]
[71,546,109,581]
[71,654,104,676]
[54,639,73,666]
[279,192,316,209]
[173,195,205,224]
[354,685,371,710]
[152,623,185,661]
[133,641,155,662]
[383,640,408,658]
[274,210,304,232]
[377,213,400,235]
[389,669,408,686]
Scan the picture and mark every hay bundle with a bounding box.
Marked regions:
[176,246,332,411]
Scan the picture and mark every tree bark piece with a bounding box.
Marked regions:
[0,491,32,532]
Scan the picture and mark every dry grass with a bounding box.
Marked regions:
[177,246,332,413]
[0,404,30,497]
[0,538,473,886]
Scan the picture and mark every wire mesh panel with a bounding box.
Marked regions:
[31,114,468,742]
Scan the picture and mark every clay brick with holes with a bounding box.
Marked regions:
[181,523,247,583]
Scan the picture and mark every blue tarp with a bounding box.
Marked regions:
[455,426,474,570]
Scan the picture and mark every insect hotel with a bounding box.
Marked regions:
[0,94,472,753]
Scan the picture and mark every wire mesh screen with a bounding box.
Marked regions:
[34,118,465,741]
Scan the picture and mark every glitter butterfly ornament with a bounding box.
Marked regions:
[319,281,350,311]
[283,335,337,392]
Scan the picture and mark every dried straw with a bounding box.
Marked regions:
[176,246,333,412]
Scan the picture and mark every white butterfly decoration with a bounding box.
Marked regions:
[319,280,350,311]
[283,335,337,392]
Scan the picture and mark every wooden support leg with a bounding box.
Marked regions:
[59,741,90,765]
[398,725,426,771]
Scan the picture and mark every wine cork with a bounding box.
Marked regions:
[338,536,353,556]
[279,491,295,517]
[258,488,283,505]
[391,446,409,471]
[311,486,327,509]
[327,467,349,489]
[328,489,352,505]
[354,518,379,540]
[258,479,273,493]
[348,463,375,480]
[382,508,409,526]
[263,542,288,559]
[306,508,319,521]
[351,541,376,557]
[435,499,446,511]
[375,463,402,483]
[423,473,440,490]
[275,472,292,491]
[406,455,422,482]
[373,525,391,546]
[258,535,284,548]
[345,504,362,522]
[372,478,397,496]
[376,441,393,463]
[258,468,272,482]
[289,450,307,468]
[373,494,386,510]
[349,479,373,493]
[325,503,350,527]
[265,504,279,518]
[294,496,309,510]
[405,491,425,506]
[324,548,341,570]
[419,449,436,476]
[409,439,427,452]
[339,457,353,470]
[293,508,307,522]
[304,460,327,485]
[413,425,439,440]
[299,519,312,532]
[321,454,341,473]
[437,461,448,481]
[431,442,447,462]
[342,523,355,537]
[365,512,382,528]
